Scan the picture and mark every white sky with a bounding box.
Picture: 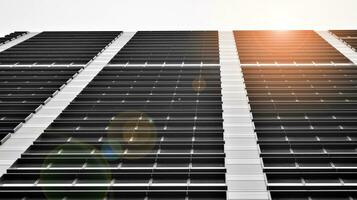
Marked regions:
[0,0,357,36]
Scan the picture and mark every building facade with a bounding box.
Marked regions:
[0,30,356,200]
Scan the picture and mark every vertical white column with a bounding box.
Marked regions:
[0,32,39,53]
[317,31,357,64]
[0,32,136,176]
[219,31,269,200]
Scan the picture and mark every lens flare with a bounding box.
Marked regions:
[40,142,111,199]
[107,111,157,160]
[192,76,206,92]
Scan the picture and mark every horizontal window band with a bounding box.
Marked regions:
[12,166,226,170]
[0,183,227,187]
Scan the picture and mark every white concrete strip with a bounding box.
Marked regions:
[317,31,357,64]
[0,32,39,53]
[0,32,136,176]
[219,31,270,200]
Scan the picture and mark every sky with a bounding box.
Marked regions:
[0,0,357,36]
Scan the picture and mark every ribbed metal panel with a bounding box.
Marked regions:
[236,30,357,200]
[0,32,132,177]
[243,64,357,200]
[0,31,122,64]
[110,31,220,64]
[0,31,122,144]
[234,30,351,64]
[0,31,226,200]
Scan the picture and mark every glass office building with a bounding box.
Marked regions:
[0,30,356,200]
